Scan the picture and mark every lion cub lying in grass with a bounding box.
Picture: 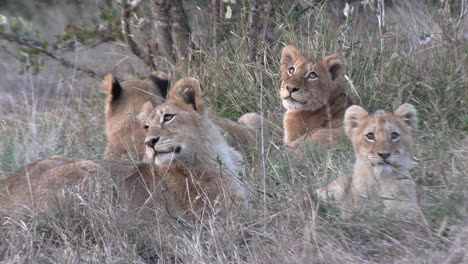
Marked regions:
[317,104,421,218]
[0,78,249,219]
[103,73,268,162]
[280,45,353,149]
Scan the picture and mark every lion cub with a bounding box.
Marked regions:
[0,78,249,218]
[103,73,268,162]
[317,104,421,217]
[280,45,353,149]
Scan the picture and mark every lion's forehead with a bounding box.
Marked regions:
[147,104,196,125]
[295,57,314,70]
[291,57,322,73]
[373,118,400,135]
[153,104,178,117]
[374,114,405,132]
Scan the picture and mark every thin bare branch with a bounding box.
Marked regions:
[0,32,100,78]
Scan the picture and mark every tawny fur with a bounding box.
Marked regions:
[280,45,353,148]
[0,78,249,218]
[209,112,269,156]
[317,104,421,218]
[103,73,268,162]
[104,71,169,161]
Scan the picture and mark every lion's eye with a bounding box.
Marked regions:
[366,132,375,141]
[144,125,149,132]
[391,132,400,140]
[288,67,295,75]
[163,114,174,123]
[307,72,318,80]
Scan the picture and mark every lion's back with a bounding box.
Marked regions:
[0,158,111,213]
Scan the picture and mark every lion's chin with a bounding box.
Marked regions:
[372,164,394,174]
[368,155,412,171]
[145,146,182,166]
[154,152,176,166]
[282,99,306,110]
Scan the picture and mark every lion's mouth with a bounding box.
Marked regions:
[282,96,306,104]
[282,96,308,110]
[154,146,182,155]
[368,158,394,167]
[374,161,392,166]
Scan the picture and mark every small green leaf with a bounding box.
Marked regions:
[0,14,7,26]
[460,115,468,131]
[343,3,351,18]
[225,5,232,19]
[33,66,41,75]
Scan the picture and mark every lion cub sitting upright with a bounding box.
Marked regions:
[280,45,353,148]
[0,78,249,218]
[317,104,421,217]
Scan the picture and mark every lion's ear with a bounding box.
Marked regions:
[137,101,155,124]
[103,74,122,102]
[344,105,368,137]
[394,103,418,130]
[147,71,169,100]
[168,77,205,113]
[281,45,303,67]
[323,53,347,82]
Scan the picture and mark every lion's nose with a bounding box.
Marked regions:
[145,136,160,148]
[378,152,391,159]
[287,86,299,93]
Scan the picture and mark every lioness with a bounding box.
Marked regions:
[280,45,353,148]
[0,78,249,218]
[104,71,169,161]
[104,74,268,162]
[317,104,421,217]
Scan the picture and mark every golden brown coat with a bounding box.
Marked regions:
[280,45,353,148]
[103,74,268,162]
[104,72,169,161]
[1,78,249,218]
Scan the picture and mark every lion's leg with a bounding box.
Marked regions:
[307,127,344,148]
[381,179,422,219]
[238,112,270,146]
[285,133,308,149]
[209,112,269,153]
[1,160,108,213]
[317,173,352,202]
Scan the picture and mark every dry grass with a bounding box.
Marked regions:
[0,1,467,263]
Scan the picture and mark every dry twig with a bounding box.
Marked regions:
[0,32,101,78]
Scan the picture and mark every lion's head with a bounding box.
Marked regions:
[138,77,230,167]
[103,72,170,161]
[103,72,169,120]
[280,45,347,112]
[344,103,418,169]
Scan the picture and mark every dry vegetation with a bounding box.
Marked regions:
[0,1,467,263]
